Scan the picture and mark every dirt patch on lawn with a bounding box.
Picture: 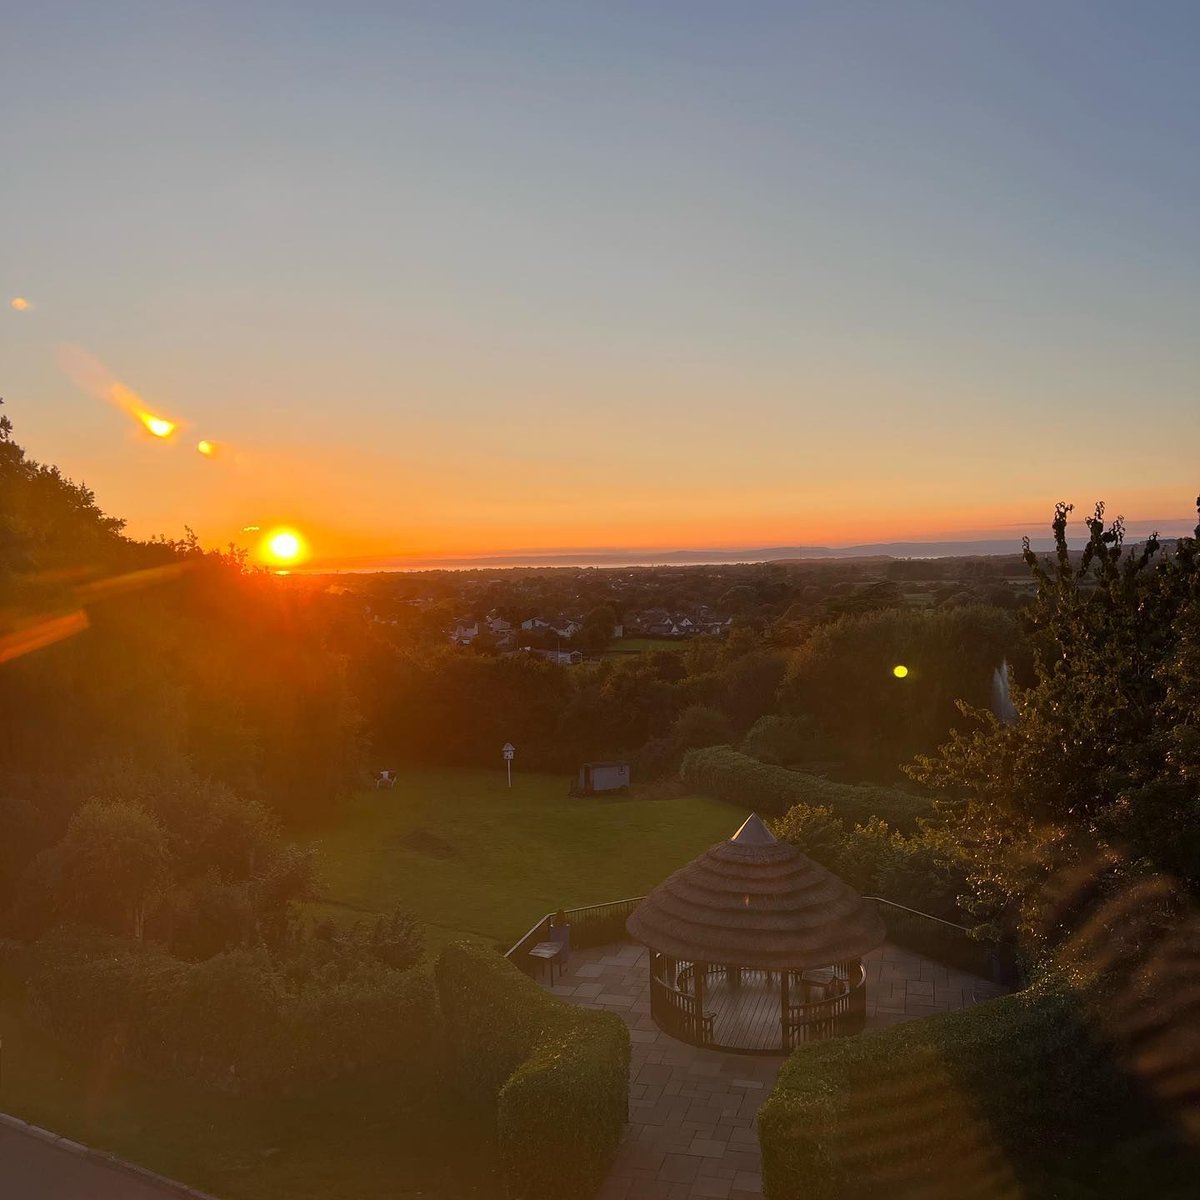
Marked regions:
[392,828,459,859]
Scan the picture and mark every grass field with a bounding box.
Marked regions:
[603,636,691,657]
[307,768,740,948]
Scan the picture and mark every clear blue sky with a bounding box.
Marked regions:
[3,1,1198,563]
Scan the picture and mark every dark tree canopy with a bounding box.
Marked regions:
[910,499,1200,945]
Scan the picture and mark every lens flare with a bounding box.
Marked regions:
[893,664,909,678]
[10,297,29,312]
[59,347,181,440]
[0,610,90,664]
[197,439,215,456]
[141,413,176,438]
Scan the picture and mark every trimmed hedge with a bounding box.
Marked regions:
[24,938,439,1094]
[759,982,1181,1199]
[680,746,929,830]
[435,941,630,1200]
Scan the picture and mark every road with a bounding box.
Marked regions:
[0,1118,208,1199]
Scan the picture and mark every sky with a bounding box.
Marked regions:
[2,1,1198,568]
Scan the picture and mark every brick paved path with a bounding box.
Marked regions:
[547,942,1005,1200]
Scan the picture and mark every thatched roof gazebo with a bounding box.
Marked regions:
[626,814,885,1053]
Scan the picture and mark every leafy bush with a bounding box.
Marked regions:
[435,941,629,1200]
[739,714,820,765]
[632,734,682,781]
[681,746,930,830]
[767,800,987,971]
[672,704,735,750]
[681,749,972,956]
[759,981,1187,1199]
[5,763,318,957]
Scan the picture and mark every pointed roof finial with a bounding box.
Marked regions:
[731,813,776,845]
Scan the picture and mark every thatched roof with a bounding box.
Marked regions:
[626,814,885,969]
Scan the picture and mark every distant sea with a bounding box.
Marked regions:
[308,522,1197,573]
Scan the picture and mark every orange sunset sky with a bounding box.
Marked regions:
[4,4,1198,568]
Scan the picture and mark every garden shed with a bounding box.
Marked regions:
[573,761,631,796]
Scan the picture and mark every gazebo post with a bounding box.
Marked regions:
[694,961,707,1044]
[780,969,791,1053]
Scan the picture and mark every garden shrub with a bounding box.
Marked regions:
[23,934,439,1095]
[681,746,929,829]
[768,802,991,972]
[759,981,1182,1199]
[435,941,629,1200]
[288,959,439,1090]
[682,747,990,966]
[740,714,822,765]
[26,938,192,1072]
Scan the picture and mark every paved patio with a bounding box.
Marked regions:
[546,941,1006,1200]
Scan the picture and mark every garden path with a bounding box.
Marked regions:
[547,941,1006,1200]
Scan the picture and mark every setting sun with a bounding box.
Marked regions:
[263,528,306,565]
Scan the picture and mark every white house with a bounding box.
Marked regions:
[450,619,480,645]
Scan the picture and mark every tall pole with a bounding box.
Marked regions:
[507,758,512,788]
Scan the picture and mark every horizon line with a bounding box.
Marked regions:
[295,520,1200,573]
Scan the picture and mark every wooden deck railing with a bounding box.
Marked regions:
[863,896,1005,980]
[505,895,646,978]
[506,893,1004,991]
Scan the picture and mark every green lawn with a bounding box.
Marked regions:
[307,768,740,949]
[603,636,691,657]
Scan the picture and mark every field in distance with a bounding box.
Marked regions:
[603,636,691,656]
[306,767,738,948]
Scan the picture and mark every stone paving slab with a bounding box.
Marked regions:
[548,941,1004,1200]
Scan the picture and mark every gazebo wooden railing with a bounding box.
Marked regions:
[784,959,867,1048]
[649,967,714,1044]
[648,953,868,1053]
